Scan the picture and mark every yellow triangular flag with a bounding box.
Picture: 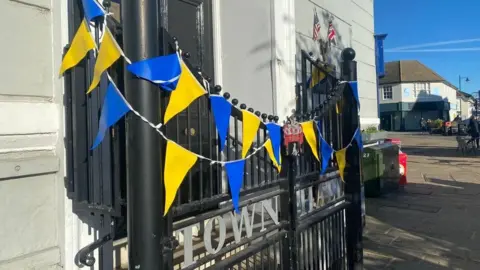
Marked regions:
[300,121,319,161]
[241,110,261,158]
[310,66,326,88]
[164,141,198,215]
[87,28,123,93]
[265,139,281,172]
[164,61,206,124]
[335,148,347,181]
[59,19,96,75]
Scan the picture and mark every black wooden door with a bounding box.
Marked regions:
[168,0,214,80]
[166,0,220,206]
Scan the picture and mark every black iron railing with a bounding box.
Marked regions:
[64,0,363,269]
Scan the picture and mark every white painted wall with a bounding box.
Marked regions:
[294,0,378,128]
[0,0,65,269]
[380,82,457,105]
[379,81,457,120]
[217,0,296,122]
[218,0,376,125]
[0,1,98,269]
[458,97,474,120]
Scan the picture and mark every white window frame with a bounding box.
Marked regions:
[382,86,393,100]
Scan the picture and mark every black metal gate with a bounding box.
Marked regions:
[64,0,363,269]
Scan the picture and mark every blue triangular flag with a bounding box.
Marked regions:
[127,54,182,91]
[91,83,131,150]
[316,120,323,136]
[225,160,246,213]
[210,95,232,151]
[306,76,312,89]
[354,128,363,152]
[316,120,322,156]
[266,123,282,164]
[82,0,106,22]
[348,81,360,109]
[320,136,333,174]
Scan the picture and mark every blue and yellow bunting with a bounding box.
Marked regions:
[164,60,207,124]
[307,66,326,89]
[320,136,333,174]
[353,128,363,152]
[225,160,246,213]
[127,53,182,91]
[91,82,131,150]
[265,139,282,172]
[82,0,106,22]
[88,28,123,93]
[241,110,261,158]
[163,141,198,215]
[335,148,347,181]
[348,81,360,109]
[59,19,96,75]
[266,123,282,165]
[210,95,232,152]
[300,121,319,161]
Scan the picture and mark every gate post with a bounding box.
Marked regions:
[121,0,166,269]
[341,48,364,270]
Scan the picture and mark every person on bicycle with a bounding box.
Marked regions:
[467,115,479,148]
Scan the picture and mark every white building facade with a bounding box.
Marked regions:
[379,61,458,131]
[0,0,377,269]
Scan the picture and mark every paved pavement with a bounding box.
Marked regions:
[364,133,480,270]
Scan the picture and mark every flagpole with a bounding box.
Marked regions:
[121,0,165,269]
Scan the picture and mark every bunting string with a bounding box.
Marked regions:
[107,76,268,165]
[63,0,363,214]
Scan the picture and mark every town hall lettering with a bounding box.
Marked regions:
[177,198,279,267]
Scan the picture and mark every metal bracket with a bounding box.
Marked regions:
[75,233,113,267]
[162,236,179,253]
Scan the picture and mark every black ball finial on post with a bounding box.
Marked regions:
[240,104,247,110]
[223,92,231,100]
[232,99,239,106]
[341,48,356,61]
[212,85,222,94]
[341,48,357,81]
[261,113,268,122]
[103,0,111,8]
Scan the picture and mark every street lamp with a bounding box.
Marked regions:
[459,75,470,91]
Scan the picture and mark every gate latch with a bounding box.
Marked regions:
[283,118,304,156]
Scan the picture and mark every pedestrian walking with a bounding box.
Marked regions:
[420,118,427,134]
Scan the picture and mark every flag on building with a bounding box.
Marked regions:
[313,10,321,41]
[327,22,336,44]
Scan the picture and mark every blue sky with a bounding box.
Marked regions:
[374,0,480,95]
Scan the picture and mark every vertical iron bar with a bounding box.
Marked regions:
[198,100,204,200]
[187,107,193,202]
[341,48,363,270]
[121,0,165,269]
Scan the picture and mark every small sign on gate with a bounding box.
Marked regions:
[283,118,304,156]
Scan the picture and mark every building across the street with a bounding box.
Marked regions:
[456,91,476,120]
[378,60,458,131]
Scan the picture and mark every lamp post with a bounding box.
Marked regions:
[458,75,470,91]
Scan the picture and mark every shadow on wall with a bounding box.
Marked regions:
[295,9,346,82]
[404,91,451,131]
[246,7,348,121]
[382,91,452,131]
